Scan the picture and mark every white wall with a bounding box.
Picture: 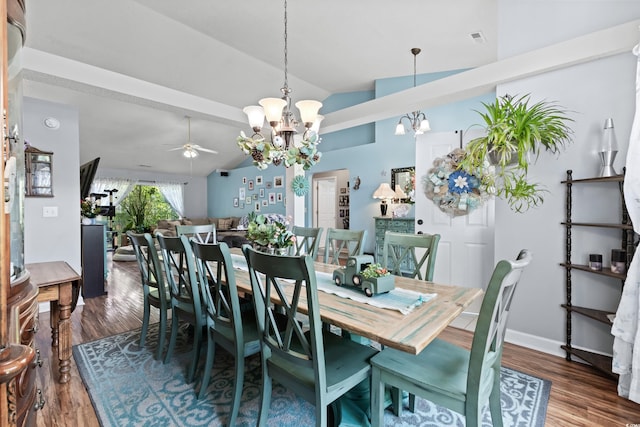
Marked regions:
[96,168,207,218]
[24,97,81,272]
[498,1,640,355]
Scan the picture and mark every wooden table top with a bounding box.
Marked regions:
[230,253,483,355]
[26,261,81,288]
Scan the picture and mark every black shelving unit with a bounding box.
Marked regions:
[561,170,636,379]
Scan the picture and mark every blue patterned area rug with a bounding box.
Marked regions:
[73,324,551,426]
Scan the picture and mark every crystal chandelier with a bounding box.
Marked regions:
[394,48,431,137]
[237,0,323,170]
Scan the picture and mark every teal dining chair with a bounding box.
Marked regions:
[370,250,533,427]
[190,241,261,425]
[323,228,366,265]
[242,245,378,427]
[382,231,441,281]
[127,231,170,360]
[291,226,323,259]
[157,233,207,384]
[176,223,217,244]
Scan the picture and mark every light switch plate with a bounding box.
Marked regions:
[43,206,58,217]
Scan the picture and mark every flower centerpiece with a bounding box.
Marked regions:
[246,214,295,254]
[361,263,390,279]
[81,197,100,219]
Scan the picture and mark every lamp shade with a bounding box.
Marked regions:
[419,119,431,132]
[395,122,405,136]
[310,114,324,133]
[295,100,323,126]
[259,97,288,123]
[373,183,396,199]
[243,106,265,129]
[183,148,199,158]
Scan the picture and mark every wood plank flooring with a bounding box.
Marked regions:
[34,255,640,426]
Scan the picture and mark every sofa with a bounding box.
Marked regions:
[153,216,248,240]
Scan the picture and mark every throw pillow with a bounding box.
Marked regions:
[218,218,233,230]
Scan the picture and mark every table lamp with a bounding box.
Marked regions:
[373,183,396,216]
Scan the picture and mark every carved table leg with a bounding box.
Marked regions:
[57,282,72,384]
[50,300,59,347]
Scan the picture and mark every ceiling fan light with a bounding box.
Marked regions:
[243,105,265,130]
[259,98,287,124]
[183,149,198,158]
[295,100,323,127]
[395,122,406,136]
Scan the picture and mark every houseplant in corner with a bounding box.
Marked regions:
[459,94,574,212]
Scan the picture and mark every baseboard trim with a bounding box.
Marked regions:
[504,328,613,360]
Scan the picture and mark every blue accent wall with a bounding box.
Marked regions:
[208,69,495,252]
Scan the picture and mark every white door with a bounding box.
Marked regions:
[414,130,495,294]
[313,176,337,233]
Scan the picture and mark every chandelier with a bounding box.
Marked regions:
[394,48,431,137]
[237,0,323,171]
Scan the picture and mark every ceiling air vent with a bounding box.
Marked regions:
[469,31,486,44]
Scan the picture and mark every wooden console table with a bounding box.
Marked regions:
[27,261,81,384]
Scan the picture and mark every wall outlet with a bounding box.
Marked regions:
[43,206,58,217]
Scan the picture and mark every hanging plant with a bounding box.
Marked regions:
[459,94,574,212]
[423,148,492,217]
[291,175,310,196]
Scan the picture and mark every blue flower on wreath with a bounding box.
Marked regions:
[448,170,477,194]
[291,175,310,197]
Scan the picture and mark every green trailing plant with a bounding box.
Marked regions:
[360,263,390,279]
[459,94,574,213]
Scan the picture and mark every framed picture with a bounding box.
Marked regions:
[239,187,246,200]
[242,177,247,185]
[340,209,345,218]
[233,197,239,207]
[269,193,276,204]
[266,182,273,189]
[256,176,263,186]
[253,193,258,200]
[239,202,244,209]
[248,180,254,191]
[276,192,283,202]
[274,176,284,188]
[340,187,347,194]
[259,188,265,198]
[245,196,251,204]
[255,202,261,212]
[262,200,268,207]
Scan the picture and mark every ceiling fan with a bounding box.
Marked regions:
[168,116,218,158]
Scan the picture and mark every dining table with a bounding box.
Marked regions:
[228,251,483,355]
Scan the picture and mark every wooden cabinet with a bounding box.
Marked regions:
[374,217,414,269]
[24,145,53,197]
[81,225,106,298]
[560,170,636,379]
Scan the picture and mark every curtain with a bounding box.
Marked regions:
[90,177,133,207]
[156,181,184,218]
[612,43,640,403]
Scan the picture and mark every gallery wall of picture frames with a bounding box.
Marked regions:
[233,174,286,211]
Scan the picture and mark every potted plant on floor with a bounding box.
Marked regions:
[459,94,574,212]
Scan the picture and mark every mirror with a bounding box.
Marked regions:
[391,166,415,203]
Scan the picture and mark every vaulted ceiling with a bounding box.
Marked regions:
[21,1,638,176]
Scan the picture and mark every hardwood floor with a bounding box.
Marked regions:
[35,254,640,426]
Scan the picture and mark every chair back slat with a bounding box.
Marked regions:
[176,223,217,244]
[127,231,166,298]
[191,241,243,339]
[323,228,366,265]
[292,226,323,258]
[467,249,532,398]
[243,246,325,378]
[156,234,202,316]
[382,231,440,281]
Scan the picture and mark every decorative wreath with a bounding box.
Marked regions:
[291,175,310,197]
[422,148,491,217]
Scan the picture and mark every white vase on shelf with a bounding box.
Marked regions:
[82,217,95,225]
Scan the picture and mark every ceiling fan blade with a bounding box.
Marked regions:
[168,147,183,151]
[192,145,218,154]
